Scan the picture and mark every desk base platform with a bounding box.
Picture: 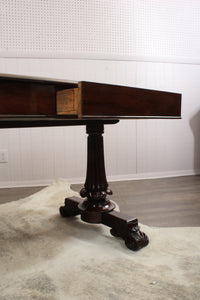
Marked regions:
[60,121,149,251]
[60,196,149,251]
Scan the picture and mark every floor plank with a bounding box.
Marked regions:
[1,175,200,227]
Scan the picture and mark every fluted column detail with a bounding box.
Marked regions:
[80,123,112,203]
[79,122,115,223]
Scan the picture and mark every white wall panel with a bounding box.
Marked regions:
[1,1,199,64]
[134,62,200,176]
[0,58,199,187]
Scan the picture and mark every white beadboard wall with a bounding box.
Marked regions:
[0,58,200,187]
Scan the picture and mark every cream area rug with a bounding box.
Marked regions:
[0,179,200,300]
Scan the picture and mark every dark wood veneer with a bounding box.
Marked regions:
[0,76,77,116]
[0,75,181,119]
[0,80,55,115]
[81,81,181,118]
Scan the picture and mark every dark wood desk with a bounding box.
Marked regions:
[0,74,181,251]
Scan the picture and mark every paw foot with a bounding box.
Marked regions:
[125,226,149,251]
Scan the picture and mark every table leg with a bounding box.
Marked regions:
[59,121,149,251]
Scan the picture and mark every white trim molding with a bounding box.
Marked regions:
[1,170,200,189]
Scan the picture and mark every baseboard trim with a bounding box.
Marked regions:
[0,177,84,189]
[107,169,200,182]
[0,169,200,188]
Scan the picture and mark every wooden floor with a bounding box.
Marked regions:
[0,175,200,227]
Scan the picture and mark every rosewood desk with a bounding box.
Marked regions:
[0,74,181,251]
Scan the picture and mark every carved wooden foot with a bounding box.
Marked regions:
[124,226,149,251]
[102,210,149,251]
[59,197,81,218]
[59,197,149,251]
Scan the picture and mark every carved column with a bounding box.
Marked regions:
[59,121,149,251]
[78,122,115,223]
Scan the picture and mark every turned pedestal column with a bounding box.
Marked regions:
[60,121,149,251]
[79,122,115,223]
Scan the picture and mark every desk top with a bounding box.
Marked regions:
[0,74,181,128]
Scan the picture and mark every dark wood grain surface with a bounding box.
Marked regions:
[0,75,77,116]
[81,81,181,118]
[0,80,56,115]
[0,75,181,120]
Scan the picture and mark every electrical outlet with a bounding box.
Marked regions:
[0,149,8,163]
